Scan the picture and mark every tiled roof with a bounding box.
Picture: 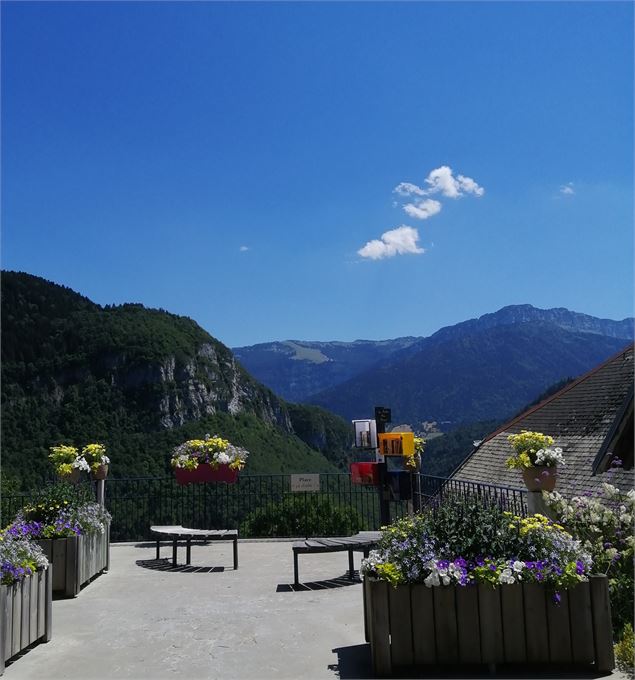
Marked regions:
[454,344,635,495]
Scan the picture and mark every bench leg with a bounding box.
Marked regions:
[186,538,191,566]
[348,550,355,580]
[233,539,238,570]
[156,539,160,561]
[293,551,299,586]
[172,538,178,567]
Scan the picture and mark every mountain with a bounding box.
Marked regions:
[234,305,634,406]
[233,337,420,402]
[1,271,353,488]
[307,321,633,426]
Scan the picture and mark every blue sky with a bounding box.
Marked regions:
[2,2,633,347]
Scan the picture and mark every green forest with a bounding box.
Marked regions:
[1,272,352,489]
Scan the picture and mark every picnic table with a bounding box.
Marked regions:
[150,526,238,569]
[292,531,381,585]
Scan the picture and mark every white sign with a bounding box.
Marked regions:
[290,474,320,493]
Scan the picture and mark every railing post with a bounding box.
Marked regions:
[96,480,105,507]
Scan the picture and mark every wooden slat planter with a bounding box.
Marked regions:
[364,575,615,676]
[37,524,110,598]
[0,566,52,675]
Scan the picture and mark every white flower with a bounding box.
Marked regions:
[216,452,230,465]
[512,560,524,573]
[498,568,515,585]
[424,572,440,587]
[73,456,90,472]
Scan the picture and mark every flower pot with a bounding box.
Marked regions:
[350,462,380,486]
[58,468,81,484]
[522,466,557,492]
[174,463,239,485]
[91,464,109,480]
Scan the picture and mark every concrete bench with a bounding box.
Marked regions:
[292,531,381,585]
[150,526,238,569]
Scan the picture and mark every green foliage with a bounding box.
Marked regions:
[544,484,634,636]
[615,623,634,678]
[287,403,354,470]
[422,420,500,477]
[241,494,364,537]
[422,495,521,559]
[22,481,95,524]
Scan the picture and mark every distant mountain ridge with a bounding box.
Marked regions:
[428,304,634,344]
[234,306,633,428]
[233,336,420,402]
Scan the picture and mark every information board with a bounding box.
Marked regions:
[290,474,320,492]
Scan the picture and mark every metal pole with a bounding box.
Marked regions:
[374,407,391,527]
[96,479,105,507]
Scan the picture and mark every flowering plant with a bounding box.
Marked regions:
[48,445,88,477]
[9,500,111,539]
[81,443,110,473]
[404,436,425,470]
[506,430,564,469]
[49,443,109,477]
[170,434,249,471]
[543,481,634,636]
[361,496,591,599]
[0,531,49,585]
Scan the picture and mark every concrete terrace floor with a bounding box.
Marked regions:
[4,540,630,680]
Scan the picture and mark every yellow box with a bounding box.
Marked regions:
[378,432,414,457]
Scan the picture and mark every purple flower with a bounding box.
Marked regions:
[553,592,561,604]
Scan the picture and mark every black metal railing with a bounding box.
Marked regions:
[412,474,528,517]
[102,473,411,542]
[2,473,525,541]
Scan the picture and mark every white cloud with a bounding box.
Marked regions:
[403,198,442,220]
[559,182,575,196]
[358,225,425,260]
[393,181,426,197]
[423,165,485,198]
[239,245,249,252]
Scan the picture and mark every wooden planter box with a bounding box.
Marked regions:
[0,567,52,675]
[363,575,615,676]
[37,525,110,598]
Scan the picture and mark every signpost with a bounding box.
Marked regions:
[374,406,391,526]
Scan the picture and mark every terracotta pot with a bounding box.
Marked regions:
[522,466,557,492]
[174,463,239,485]
[91,464,109,480]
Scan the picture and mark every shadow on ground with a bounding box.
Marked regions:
[329,646,616,680]
[136,558,225,574]
[277,573,361,592]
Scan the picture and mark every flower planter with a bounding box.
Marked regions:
[363,575,614,676]
[91,463,109,480]
[350,462,380,486]
[174,463,239,485]
[0,566,52,675]
[522,466,557,492]
[37,525,110,598]
[58,468,81,484]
